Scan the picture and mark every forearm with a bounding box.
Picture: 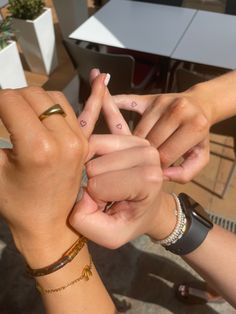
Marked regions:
[188,70,236,125]
[148,193,236,308]
[184,225,236,307]
[13,227,115,314]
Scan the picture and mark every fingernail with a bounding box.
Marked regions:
[93,68,100,78]
[104,73,111,86]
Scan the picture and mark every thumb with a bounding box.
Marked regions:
[163,145,209,184]
[69,191,123,249]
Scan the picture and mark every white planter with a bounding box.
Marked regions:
[12,8,58,75]
[0,41,27,89]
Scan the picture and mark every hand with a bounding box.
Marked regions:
[112,89,212,183]
[0,73,108,265]
[69,134,176,248]
[88,68,132,135]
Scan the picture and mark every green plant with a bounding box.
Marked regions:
[0,18,13,50]
[8,0,45,20]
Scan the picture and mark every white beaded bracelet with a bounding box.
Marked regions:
[153,193,187,247]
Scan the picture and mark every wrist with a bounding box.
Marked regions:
[185,82,215,126]
[11,224,80,269]
[147,192,177,240]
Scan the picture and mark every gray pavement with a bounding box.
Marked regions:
[0,218,235,314]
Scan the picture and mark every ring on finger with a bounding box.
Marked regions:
[38,104,66,121]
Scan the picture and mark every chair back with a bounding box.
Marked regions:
[134,0,183,6]
[225,0,236,15]
[53,0,88,39]
[175,67,210,92]
[64,40,135,99]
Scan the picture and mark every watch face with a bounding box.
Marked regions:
[179,193,213,228]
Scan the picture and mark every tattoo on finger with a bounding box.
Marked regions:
[116,123,122,130]
[80,120,87,127]
[131,101,138,108]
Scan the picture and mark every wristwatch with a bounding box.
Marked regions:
[166,193,213,255]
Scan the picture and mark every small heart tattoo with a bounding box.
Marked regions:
[80,120,87,127]
[116,123,122,130]
[131,101,138,108]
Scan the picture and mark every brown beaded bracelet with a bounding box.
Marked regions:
[27,236,87,277]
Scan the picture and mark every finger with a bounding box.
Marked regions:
[158,126,208,169]
[19,87,69,133]
[70,165,160,247]
[163,140,209,183]
[86,166,159,203]
[89,68,100,84]
[78,73,108,138]
[113,94,156,115]
[89,69,131,135]
[140,100,181,145]
[102,89,131,135]
[0,89,45,150]
[134,95,177,138]
[87,134,149,161]
[86,145,159,177]
[47,91,83,138]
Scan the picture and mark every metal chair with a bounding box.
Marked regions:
[133,0,183,6]
[225,0,236,15]
[64,39,159,103]
[175,67,236,198]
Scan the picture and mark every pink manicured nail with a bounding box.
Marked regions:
[92,68,100,78]
[104,73,111,86]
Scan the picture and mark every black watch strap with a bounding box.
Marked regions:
[166,193,213,256]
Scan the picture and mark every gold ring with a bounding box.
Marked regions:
[39,104,66,121]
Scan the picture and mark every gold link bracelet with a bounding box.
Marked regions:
[37,255,93,294]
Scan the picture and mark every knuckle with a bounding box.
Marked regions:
[0,89,16,98]
[141,166,163,184]
[0,89,21,105]
[143,146,159,163]
[23,86,44,95]
[30,137,57,166]
[169,98,189,117]
[191,114,209,132]
[64,133,88,161]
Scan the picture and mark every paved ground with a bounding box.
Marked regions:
[0,217,235,314]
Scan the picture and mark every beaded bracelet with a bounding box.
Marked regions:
[153,193,187,247]
[27,236,87,277]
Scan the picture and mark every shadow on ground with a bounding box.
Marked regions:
[0,218,220,314]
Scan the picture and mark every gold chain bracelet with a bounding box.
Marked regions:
[36,255,93,294]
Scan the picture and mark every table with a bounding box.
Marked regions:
[70,0,197,57]
[172,10,236,69]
